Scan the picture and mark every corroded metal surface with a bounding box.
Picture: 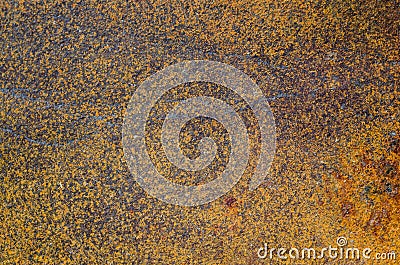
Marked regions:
[1,0,399,264]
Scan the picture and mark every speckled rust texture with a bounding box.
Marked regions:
[1,0,399,264]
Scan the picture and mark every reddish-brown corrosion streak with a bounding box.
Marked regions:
[225,196,237,208]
